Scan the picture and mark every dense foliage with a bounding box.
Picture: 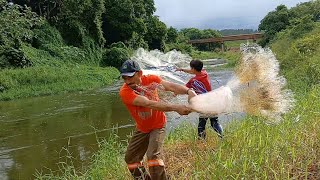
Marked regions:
[0,1,43,68]
[0,0,230,101]
[259,1,320,46]
[0,0,238,71]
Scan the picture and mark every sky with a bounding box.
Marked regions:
[154,0,311,30]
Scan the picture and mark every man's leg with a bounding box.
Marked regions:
[210,116,223,138]
[125,130,151,179]
[198,117,207,139]
[146,127,167,180]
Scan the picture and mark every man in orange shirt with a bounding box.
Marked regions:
[119,59,196,179]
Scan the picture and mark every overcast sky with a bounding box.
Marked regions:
[154,0,311,30]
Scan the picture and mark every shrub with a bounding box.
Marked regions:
[101,47,129,69]
[165,42,194,54]
[2,48,32,68]
[127,32,149,50]
[289,15,316,39]
[32,22,64,48]
[0,2,43,69]
[294,32,320,56]
[109,42,127,49]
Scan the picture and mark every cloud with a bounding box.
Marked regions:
[154,0,311,30]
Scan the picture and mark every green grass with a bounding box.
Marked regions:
[0,44,119,101]
[166,86,319,179]
[35,85,319,179]
[0,65,119,101]
[35,134,131,180]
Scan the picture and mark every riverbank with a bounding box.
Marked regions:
[0,49,238,102]
[34,85,319,179]
[0,65,119,101]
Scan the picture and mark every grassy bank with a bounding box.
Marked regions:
[35,85,319,179]
[163,86,319,179]
[0,44,120,101]
[0,65,119,101]
[0,42,239,102]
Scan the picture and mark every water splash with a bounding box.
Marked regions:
[190,44,295,123]
[131,48,192,84]
[130,46,295,123]
[132,48,192,69]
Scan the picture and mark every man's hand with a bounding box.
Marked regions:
[175,68,183,72]
[187,88,197,102]
[174,104,193,115]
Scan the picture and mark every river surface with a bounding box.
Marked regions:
[0,69,242,179]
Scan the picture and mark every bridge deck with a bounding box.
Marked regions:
[189,33,263,44]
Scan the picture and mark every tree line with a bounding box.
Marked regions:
[1,0,319,70]
[0,0,223,69]
[258,1,319,46]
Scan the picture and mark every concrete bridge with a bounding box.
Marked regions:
[188,33,263,51]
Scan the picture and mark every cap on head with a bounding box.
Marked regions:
[120,59,141,77]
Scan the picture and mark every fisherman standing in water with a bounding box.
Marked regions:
[119,59,196,179]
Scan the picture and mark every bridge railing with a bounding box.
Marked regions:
[188,33,264,44]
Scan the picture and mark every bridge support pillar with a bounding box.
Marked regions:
[221,42,224,52]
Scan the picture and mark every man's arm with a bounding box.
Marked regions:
[132,95,191,115]
[176,68,194,74]
[160,80,188,95]
[160,80,196,101]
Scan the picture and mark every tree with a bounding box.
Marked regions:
[144,16,167,50]
[179,28,221,51]
[258,5,290,46]
[56,0,105,47]
[102,0,149,46]
[180,28,202,40]
[289,15,316,39]
[143,0,156,16]
[290,1,320,22]
[166,26,178,43]
[0,2,43,68]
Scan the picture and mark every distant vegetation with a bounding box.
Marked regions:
[218,29,259,35]
[258,1,320,46]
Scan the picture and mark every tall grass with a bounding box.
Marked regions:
[0,43,119,101]
[0,65,119,101]
[36,85,319,179]
[35,134,131,180]
[165,85,319,179]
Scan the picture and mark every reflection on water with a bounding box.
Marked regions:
[0,68,242,179]
[0,90,133,179]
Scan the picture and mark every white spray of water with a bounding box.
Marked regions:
[131,48,191,69]
[189,44,295,123]
[131,48,192,84]
[131,46,295,123]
